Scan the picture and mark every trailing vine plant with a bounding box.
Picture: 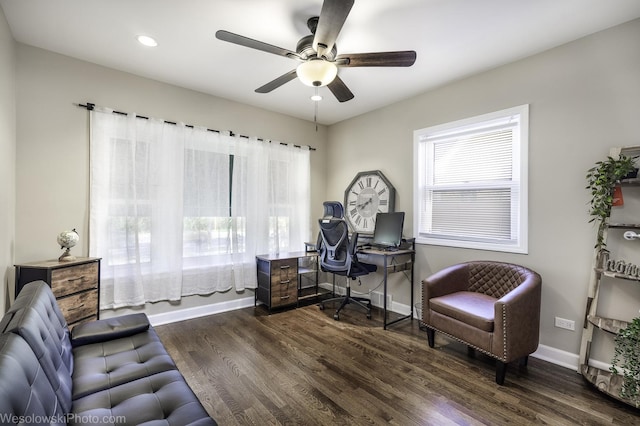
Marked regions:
[585,154,636,250]
[611,317,640,407]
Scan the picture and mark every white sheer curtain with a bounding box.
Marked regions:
[180,127,234,296]
[89,108,310,309]
[231,136,311,285]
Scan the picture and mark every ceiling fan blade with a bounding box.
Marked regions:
[336,51,417,67]
[255,69,298,93]
[313,0,354,59]
[216,30,302,61]
[328,76,354,103]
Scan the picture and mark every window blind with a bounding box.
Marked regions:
[414,105,528,253]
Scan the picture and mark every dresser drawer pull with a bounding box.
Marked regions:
[67,276,85,283]
[67,303,85,312]
[279,265,291,270]
[280,279,291,284]
[280,295,290,300]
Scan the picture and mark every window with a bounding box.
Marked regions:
[90,109,310,308]
[413,105,528,253]
[182,147,233,259]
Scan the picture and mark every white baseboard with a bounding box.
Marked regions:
[586,358,614,373]
[148,285,585,373]
[529,344,580,371]
[318,282,413,313]
[147,296,255,326]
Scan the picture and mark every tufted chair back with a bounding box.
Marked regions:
[467,262,531,298]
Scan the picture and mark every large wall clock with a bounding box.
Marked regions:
[344,170,396,233]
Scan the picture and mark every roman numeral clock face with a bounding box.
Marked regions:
[344,170,396,233]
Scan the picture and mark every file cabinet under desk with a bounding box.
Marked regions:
[15,257,101,328]
[255,254,298,311]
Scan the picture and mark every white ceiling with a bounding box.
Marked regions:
[2,0,640,125]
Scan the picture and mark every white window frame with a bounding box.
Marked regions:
[413,105,529,254]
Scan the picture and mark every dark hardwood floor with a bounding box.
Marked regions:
[156,303,639,425]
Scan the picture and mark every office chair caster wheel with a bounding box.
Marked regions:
[319,304,325,311]
[333,313,340,320]
[366,313,372,319]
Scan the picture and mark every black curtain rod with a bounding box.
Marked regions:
[77,102,316,151]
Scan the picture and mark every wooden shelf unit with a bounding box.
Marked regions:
[579,145,640,408]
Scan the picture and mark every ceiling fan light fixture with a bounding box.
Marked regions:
[296,59,337,87]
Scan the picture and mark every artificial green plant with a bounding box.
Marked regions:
[585,154,636,250]
[611,317,640,407]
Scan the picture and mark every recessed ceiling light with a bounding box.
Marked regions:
[137,35,158,47]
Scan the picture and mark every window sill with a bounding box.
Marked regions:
[415,236,528,254]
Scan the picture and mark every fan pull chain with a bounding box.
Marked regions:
[314,87,319,132]
[314,102,318,132]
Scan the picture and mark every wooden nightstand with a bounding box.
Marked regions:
[15,257,101,328]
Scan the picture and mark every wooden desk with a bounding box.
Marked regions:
[358,240,415,329]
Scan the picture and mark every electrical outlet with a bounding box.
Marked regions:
[555,317,575,331]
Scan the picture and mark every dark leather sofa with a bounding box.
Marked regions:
[0,280,216,425]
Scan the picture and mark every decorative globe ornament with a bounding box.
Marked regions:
[57,229,79,262]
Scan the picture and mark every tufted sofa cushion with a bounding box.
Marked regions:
[72,327,178,399]
[71,370,215,426]
[0,333,67,426]
[2,282,75,412]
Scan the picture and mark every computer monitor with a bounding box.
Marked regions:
[372,212,405,248]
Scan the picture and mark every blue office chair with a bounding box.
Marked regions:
[317,201,377,320]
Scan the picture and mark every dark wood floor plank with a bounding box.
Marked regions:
[156,304,639,425]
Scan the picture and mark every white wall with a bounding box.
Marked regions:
[9,13,640,364]
[0,6,15,315]
[14,44,328,317]
[326,19,640,359]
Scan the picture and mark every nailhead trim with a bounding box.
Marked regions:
[502,304,508,361]
[425,325,505,362]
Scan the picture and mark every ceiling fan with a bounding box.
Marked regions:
[215,0,417,102]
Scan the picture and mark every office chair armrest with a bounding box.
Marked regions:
[345,232,377,275]
[348,232,360,256]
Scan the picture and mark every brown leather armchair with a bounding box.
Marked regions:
[422,261,542,385]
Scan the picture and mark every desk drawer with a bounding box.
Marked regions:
[270,258,297,284]
[270,278,297,307]
[269,258,297,308]
[57,289,98,325]
[51,262,99,298]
